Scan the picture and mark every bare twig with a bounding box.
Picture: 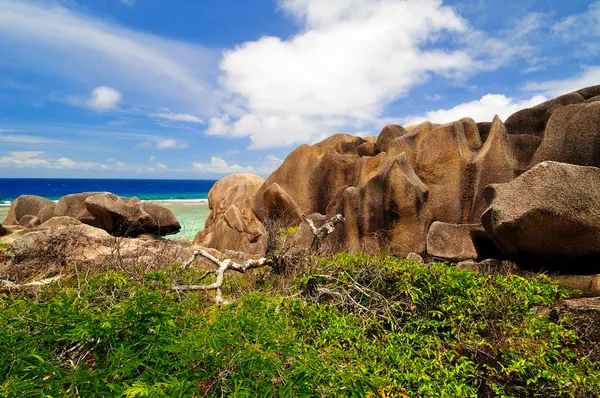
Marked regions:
[302,214,345,250]
[0,275,63,292]
[173,249,273,304]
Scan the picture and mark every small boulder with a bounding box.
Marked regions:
[18,215,41,228]
[356,142,378,157]
[376,124,408,152]
[426,222,482,262]
[54,192,108,227]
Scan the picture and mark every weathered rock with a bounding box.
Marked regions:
[54,192,108,227]
[18,215,41,228]
[415,121,472,223]
[313,133,366,155]
[376,124,408,152]
[482,161,600,270]
[387,121,434,166]
[252,140,358,220]
[406,252,424,264]
[530,102,600,168]
[2,225,199,283]
[262,183,304,226]
[38,216,83,229]
[85,193,180,237]
[195,173,265,254]
[426,222,482,262]
[4,195,55,226]
[456,260,479,272]
[505,92,584,136]
[356,141,378,157]
[337,153,432,256]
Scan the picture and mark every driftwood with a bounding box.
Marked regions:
[0,275,63,293]
[303,214,345,249]
[173,249,273,304]
[174,215,345,303]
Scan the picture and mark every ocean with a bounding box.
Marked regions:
[0,178,216,241]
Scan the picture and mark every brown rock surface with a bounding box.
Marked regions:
[482,161,600,269]
[4,195,55,226]
[337,153,431,256]
[85,193,180,237]
[426,222,483,262]
[54,192,108,227]
[376,124,408,152]
[530,102,600,167]
[356,141,378,157]
[195,173,265,254]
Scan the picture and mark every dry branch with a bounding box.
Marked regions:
[303,214,345,249]
[0,275,63,293]
[173,249,273,304]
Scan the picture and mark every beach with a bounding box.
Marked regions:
[0,201,209,242]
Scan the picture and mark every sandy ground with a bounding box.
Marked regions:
[0,202,210,242]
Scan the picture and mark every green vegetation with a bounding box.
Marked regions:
[1,254,598,397]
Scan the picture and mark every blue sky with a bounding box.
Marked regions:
[1,0,599,179]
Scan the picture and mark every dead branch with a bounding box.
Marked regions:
[303,214,345,249]
[0,275,63,293]
[173,249,273,304]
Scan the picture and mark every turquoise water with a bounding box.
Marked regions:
[0,179,216,241]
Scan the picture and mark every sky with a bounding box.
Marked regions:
[1,0,599,179]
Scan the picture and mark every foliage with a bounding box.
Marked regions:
[0,255,598,397]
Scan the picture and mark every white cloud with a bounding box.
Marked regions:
[266,155,283,162]
[86,86,122,110]
[192,156,257,174]
[116,161,125,167]
[552,2,600,41]
[207,0,542,149]
[9,151,45,161]
[120,0,135,6]
[0,151,49,167]
[523,66,600,97]
[0,0,218,112]
[55,157,77,167]
[155,138,188,149]
[214,0,479,148]
[150,112,204,123]
[156,163,168,170]
[149,156,156,161]
[401,94,547,125]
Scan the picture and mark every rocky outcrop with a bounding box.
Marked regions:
[54,192,108,227]
[4,195,55,226]
[336,153,431,256]
[194,174,265,254]
[85,193,181,237]
[194,86,600,267]
[482,161,600,270]
[5,192,180,238]
[426,222,483,262]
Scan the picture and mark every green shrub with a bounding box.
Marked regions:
[0,254,597,397]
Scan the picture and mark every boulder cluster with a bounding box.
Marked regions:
[3,192,180,237]
[198,85,600,272]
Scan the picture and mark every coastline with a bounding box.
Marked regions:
[0,199,209,242]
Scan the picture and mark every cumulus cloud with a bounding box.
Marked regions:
[0,151,49,167]
[9,151,45,161]
[150,112,204,123]
[86,86,122,110]
[212,0,478,148]
[55,157,77,167]
[523,66,600,97]
[192,156,257,174]
[401,94,547,125]
[156,163,168,170]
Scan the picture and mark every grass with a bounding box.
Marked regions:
[0,254,598,397]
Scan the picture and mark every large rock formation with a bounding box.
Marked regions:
[4,192,180,238]
[4,195,55,226]
[194,174,265,254]
[482,161,600,270]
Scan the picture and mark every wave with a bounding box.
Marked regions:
[0,201,11,208]
[147,199,209,204]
